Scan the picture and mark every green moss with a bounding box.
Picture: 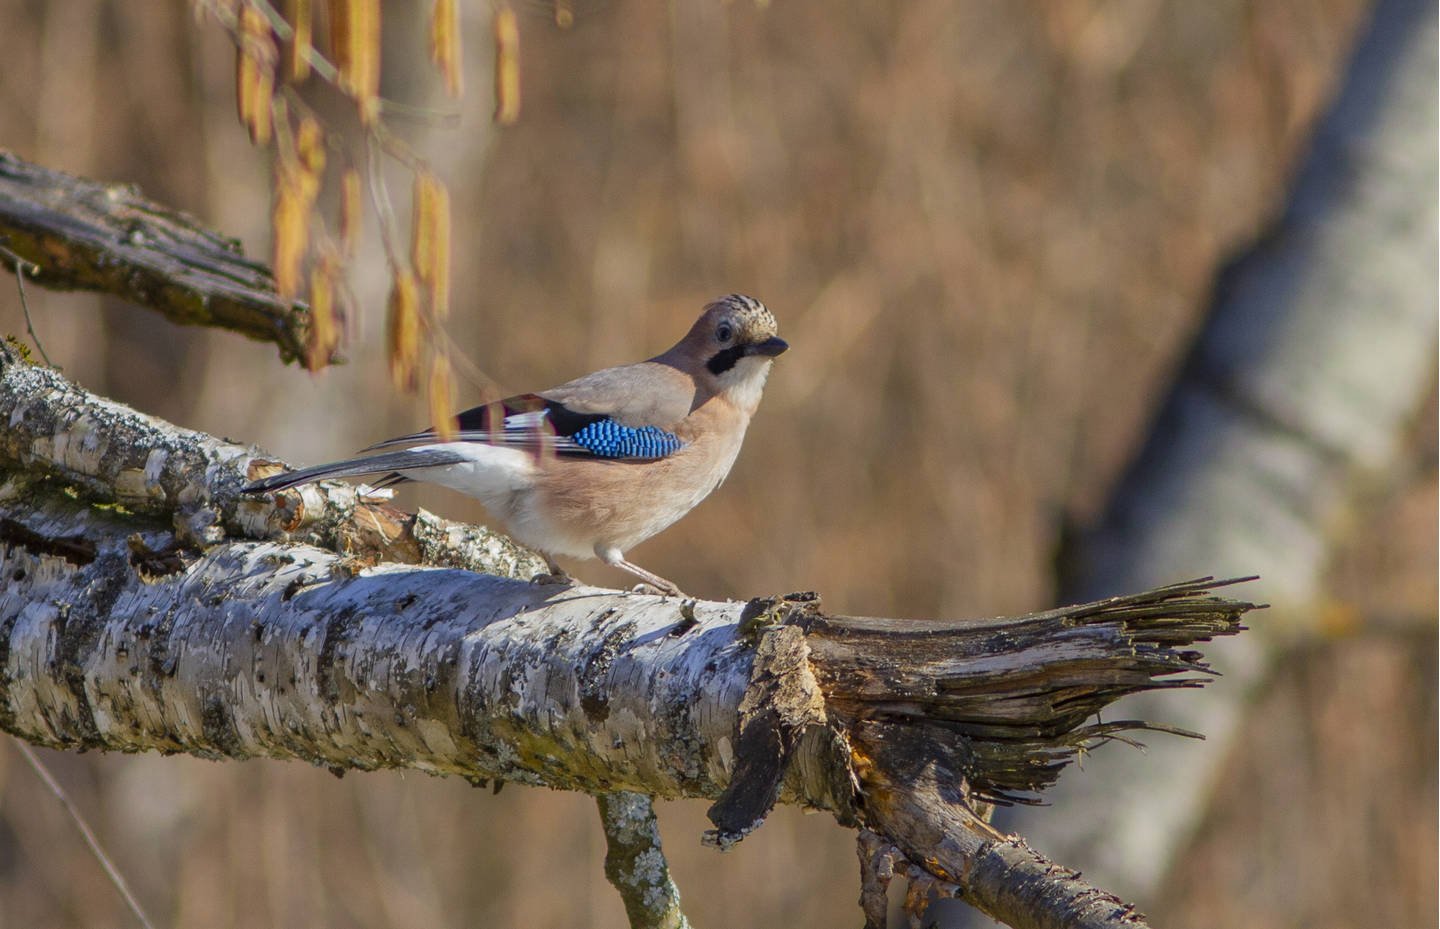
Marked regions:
[3,335,34,363]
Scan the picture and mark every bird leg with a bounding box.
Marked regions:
[597,547,685,598]
[620,562,685,598]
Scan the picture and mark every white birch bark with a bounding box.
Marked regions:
[0,510,756,798]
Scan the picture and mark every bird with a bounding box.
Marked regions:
[243,294,787,596]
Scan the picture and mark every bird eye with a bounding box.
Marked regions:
[716,323,733,343]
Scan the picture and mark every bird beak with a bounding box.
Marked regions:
[748,336,789,358]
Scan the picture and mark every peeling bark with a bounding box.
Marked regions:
[705,603,839,848]
[0,150,316,364]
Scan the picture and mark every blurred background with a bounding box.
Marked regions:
[0,1,1433,927]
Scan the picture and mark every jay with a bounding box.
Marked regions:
[244,294,787,595]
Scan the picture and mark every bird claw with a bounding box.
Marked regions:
[629,582,686,598]
[531,571,576,587]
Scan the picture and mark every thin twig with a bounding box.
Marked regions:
[365,134,406,270]
[206,0,339,84]
[0,243,54,367]
[11,739,159,929]
[434,322,504,398]
[376,98,464,129]
[366,125,507,399]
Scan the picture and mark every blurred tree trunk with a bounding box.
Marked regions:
[995,0,1437,906]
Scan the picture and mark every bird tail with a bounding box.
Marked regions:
[242,448,471,494]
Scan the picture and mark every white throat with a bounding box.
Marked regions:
[718,356,773,414]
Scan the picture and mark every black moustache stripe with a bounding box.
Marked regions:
[706,345,748,375]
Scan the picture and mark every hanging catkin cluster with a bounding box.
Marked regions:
[215,0,528,431]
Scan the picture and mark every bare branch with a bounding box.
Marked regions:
[0,150,316,364]
[857,829,899,929]
[0,245,52,366]
[597,792,691,929]
[856,722,1152,929]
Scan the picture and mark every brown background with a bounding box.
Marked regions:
[0,2,1432,927]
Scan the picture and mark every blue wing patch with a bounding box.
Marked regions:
[569,420,685,459]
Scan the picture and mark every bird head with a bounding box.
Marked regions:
[674,294,787,402]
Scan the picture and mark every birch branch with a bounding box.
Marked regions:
[0,343,1257,929]
[0,150,317,364]
[597,792,692,929]
[0,339,545,579]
